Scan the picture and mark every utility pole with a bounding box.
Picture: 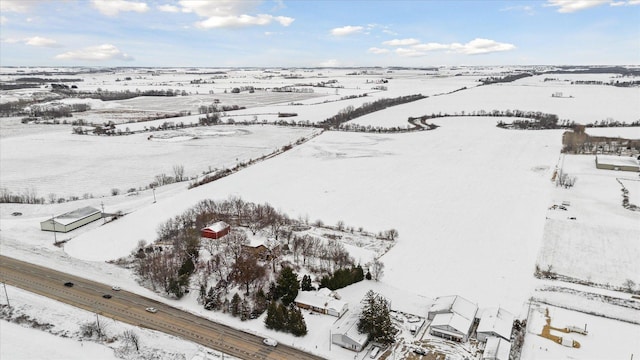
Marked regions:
[2,282,10,308]
[101,201,106,224]
[152,187,156,203]
[51,214,57,244]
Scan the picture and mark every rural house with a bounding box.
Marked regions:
[294,290,348,317]
[40,206,102,233]
[428,295,478,342]
[200,221,230,239]
[331,308,368,352]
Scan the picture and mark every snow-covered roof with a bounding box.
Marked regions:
[52,206,101,226]
[483,336,511,360]
[596,155,639,168]
[202,221,229,232]
[430,295,478,321]
[295,291,347,314]
[332,309,368,345]
[477,307,514,340]
[431,312,474,336]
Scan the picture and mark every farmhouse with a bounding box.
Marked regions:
[200,221,230,239]
[482,336,511,360]
[241,244,271,261]
[476,307,514,342]
[40,206,102,233]
[595,155,640,172]
[331,309,368,352]
[428,295,478,342]
[294,290,348,317]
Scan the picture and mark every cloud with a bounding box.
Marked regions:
[178,0,293,29]
[610,0,640,6]
[0,0,39,13]
[196,14,293,29]
[25,36,61,47]
[158,4,180,13]
[393,38,516,57]
[330,25,364,36]
[412,42,452,51]
[368,47,390,54]
[382,38,420,46]
[319,59,340,67]
[55,44,133,61]
[500,5,536,15]
[92,0,149,16]
[452,38,516,54]
[0,16,7,25]
[544,0,609,12]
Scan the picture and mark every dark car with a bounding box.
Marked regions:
[64,282,74,287]
[102,294,112,299]
[413,347,428,355]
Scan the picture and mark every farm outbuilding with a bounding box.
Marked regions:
[595,155,640,172]
[295,290,348,317]
[428,295,478,342]
[40,206,102,233]
[200,221,230,239]
[477,307,514,342]
[482,336,511,360]
[331,309,368,352]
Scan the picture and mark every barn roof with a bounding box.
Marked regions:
[596,155,639,168]
[430,295,478,321]
[431,312,473,337]
[477,307,514,340]
[483,336,511,360]
[202,221,229,232]
[52,206,101,226]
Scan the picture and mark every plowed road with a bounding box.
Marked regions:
[0,255,325,360]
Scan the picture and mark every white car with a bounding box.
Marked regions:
[112,286,121,291]
[262,338,278,347]
[145,307,158,313]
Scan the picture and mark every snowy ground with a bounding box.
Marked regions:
[1,67,639,360]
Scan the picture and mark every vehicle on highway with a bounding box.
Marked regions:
[111,286,121,291]
[413,347,428,355]
[145,307,158,313]
[64,282,74,287]
[102,294,112,299]
[262,338,278,347]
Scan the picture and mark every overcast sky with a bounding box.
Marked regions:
[1,0,638,67]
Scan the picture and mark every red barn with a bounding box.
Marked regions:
[200,221,230,239]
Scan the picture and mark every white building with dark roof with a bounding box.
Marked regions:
[482,336,511,360]
[428,295,478,342]
[40,206,102,233]
[477,307,514,342]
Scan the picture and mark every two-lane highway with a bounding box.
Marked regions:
[0,255,325,360]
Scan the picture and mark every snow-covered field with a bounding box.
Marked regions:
[1,67,639,360]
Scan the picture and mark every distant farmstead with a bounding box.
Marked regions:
[200,221,230,239]
[40,206,102,233]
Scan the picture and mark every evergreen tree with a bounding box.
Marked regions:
[264,301,278,330]
[287,304,308,336]
[358,290,396,345]
[274,302,288,331]
[276,266,299,306]
[230,293,242,317]
[301,274,313,291]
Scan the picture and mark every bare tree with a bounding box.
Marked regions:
[122,329,140,351]
[369,258,385,281]
[231,252,266,295]
[173,164,185,182]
